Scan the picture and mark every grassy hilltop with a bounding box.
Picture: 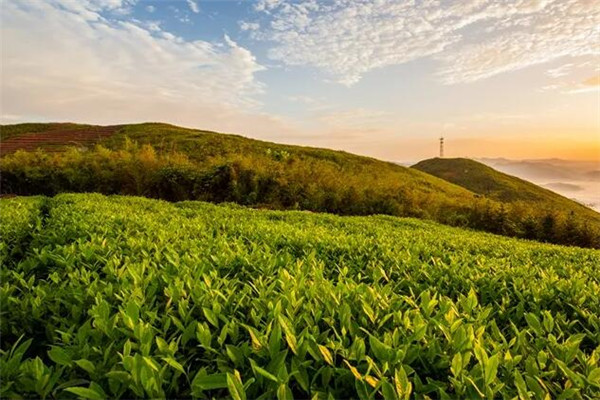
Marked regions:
[412,157,600,223]
[1,193,599,398]
[1,122,599,247]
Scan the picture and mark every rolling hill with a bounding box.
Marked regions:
[412,157,600,225]
[0,122,478,207]
[1,122,599,247]
[0,122,468,195]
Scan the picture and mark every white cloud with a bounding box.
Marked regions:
[186,0,199,14]
[146,5,155,13]
[0,0,297,138]
[251,0,599,86]
[255,0,282,13]
[568,86,600,94]
[47,0,138,19]
[546,64,575,78]
[540,67,600,94]
[436,1,599,84]
[239,21,260,31]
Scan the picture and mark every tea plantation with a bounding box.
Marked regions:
[1,193,599,399]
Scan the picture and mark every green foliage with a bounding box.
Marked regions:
[1,193,599,399]
[0,196,45,266]
[2,123,599,248]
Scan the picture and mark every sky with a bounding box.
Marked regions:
[1,0,599,162]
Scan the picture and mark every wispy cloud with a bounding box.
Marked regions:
[239,21,260,31]
[0,0,299,138]
[186,0,199,14]
[546,64,575,78]
[247,0,599,86]
[3,1,262,106]
[436,1,599,84]
[540,71,600,94]
[567,75,600,94]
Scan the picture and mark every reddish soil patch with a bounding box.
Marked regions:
[0,125,121,156]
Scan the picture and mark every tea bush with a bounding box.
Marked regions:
[1,194,599,398]
[3,140,599,249]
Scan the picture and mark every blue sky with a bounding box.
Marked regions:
[2,0,599,161]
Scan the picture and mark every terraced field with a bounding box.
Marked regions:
[0,125,120,155]
[1,193,599,399]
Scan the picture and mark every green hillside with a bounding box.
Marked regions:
[413,157,593,208]
[2,193,600,399]
[413,157,600,222]
[0,122,472,201]
[1,123,599,247]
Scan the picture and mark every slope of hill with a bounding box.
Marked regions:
[2,193,599,399]
[412,157,600,224]
[1,123,599,247]
[0,122,479,213]
[1,122,466,194]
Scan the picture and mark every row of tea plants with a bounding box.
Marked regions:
[1,193,599,398]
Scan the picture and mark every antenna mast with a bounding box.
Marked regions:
[439,136,444,158]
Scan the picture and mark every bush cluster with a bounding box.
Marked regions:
[1,144,598,248]
[1,194,599,399]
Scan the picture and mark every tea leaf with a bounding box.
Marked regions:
[64,387,104,400]
[227,371,246,400]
